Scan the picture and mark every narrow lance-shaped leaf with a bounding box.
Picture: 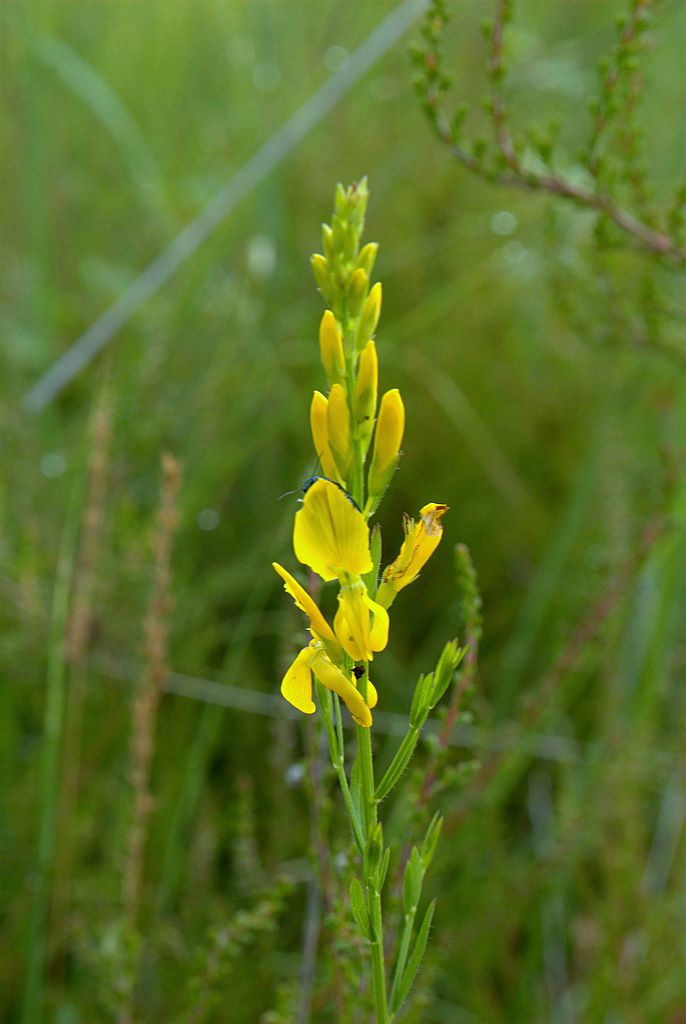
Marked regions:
[420,812,444,870]
[390,899,437,1014]
[375,728,421,803]
[428,639,466,708]
[402,847,424,915]
[378,846,391,890]
[349,877,372,940]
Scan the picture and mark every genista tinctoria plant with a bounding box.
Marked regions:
[273,180,479,1022]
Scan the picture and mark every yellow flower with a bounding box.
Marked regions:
[293,478,372,582]
[273,562,378,726]
[280,643,377,726]
[311,647,377,727]
[310,391,341,483]
[367,389,405,502]
[377,503,448,607]
[334,575,389,662]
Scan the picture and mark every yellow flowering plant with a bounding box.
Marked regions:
[273,181,477,1022]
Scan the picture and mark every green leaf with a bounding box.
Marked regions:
[378,847,391,890]
[375,728,420,803]
[365,822,384,880]
[402,847,424,915]
[409,673,433,727]
[428,640,466,708]
[391,900,436,1014]
[420,813,444,870]
[348,877,371,940]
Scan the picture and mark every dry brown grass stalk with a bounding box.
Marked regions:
[116,453,181,1024]
[123,451,182,922]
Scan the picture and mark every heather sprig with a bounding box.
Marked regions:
[412,0,685,265]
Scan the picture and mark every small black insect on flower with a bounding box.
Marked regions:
[301,476,361,512]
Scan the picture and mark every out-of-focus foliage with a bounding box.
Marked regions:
[2,1,686,1021]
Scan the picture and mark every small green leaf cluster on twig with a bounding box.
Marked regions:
[412,0,685,264]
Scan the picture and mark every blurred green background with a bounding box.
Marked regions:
[3,1,686,1021]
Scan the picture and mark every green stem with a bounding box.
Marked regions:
[369,887,388,1024]
[318,685,364,854]
[355,719,388,1024]
[334,692,345,759]
[355,720,376,833]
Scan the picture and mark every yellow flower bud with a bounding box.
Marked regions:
[355,281,382,350]
[310,391,340,483]
[322,223,334,259]
[367,389,404,501]
[347,267,368,317]
[353,340,378,450]
[327,382,352,480]
[356,242,378,277]
[319,310,345,385]
[311,253,332,303]
[334,182,348,216]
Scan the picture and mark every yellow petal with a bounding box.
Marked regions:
[334,599,366,662]
[310,391,340,482]
[272,562,339,650]
[293,478,372,582]
[367,595,389,652]
[281,645,316,714]
[311,650,372,727]
[365,677,378,709]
